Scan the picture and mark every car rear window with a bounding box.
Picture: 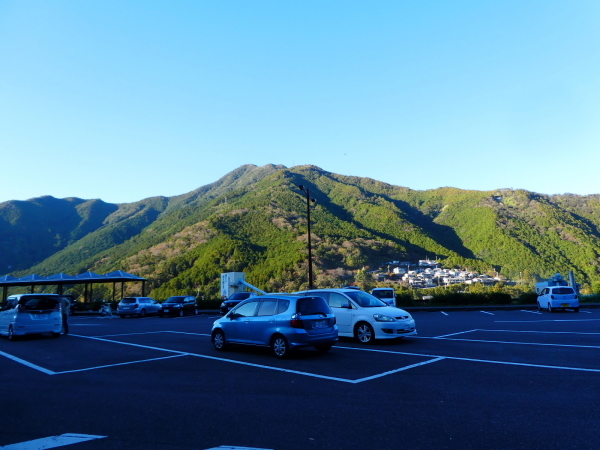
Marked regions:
[296,297,331,315]
[552,288,575,295]
[373,290,394,298]
[18,296,58,310]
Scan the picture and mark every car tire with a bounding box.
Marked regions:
[537,302,542,312]
[140,309,146,318]
[355,322,375,344]
[547,303,553,313]
[178,309,184,317]
[52,332,60,338]
[271,335,290,359]
[573,307,579,312]
[213,330,227,351]
[8,325,15,341]
[194,308,199,315]
[315,343,333,353]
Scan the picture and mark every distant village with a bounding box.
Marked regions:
[372,259,509,289]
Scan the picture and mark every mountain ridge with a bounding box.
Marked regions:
[1,164,598,297]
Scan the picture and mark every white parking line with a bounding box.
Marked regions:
[521,310,542,314]
[496,319,600,323]
[434,329,479,338]
[0,433,106,449]
[5,329,600,382]
[440,311,448,316]
[480,311,494,315]
[0,349,55,375]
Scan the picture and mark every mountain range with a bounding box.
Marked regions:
[1,164,599,298]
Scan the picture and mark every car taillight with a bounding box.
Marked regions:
[291,314,304,328]
[54,304,61,312]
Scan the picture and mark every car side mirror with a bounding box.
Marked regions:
[229,312,239,320]
[341,302,351,309]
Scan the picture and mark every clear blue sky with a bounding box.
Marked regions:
[1,1,599,204]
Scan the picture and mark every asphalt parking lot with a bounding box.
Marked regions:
[1,307,600,450]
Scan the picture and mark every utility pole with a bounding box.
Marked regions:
[298,185,316,289]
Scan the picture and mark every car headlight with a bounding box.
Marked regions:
[373,314,396,322]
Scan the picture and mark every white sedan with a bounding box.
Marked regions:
[294,288,416,343]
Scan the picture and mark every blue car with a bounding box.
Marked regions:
[211,294,338,358]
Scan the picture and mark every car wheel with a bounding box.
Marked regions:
[356,322,375,344]
[52,332,60,338]
[573,307,579,312]
[547,303,553,313]
[178,309,184,317]
[213,330,227,351]
[537,302,542,312]
[8,325,15,341]
[194,308,199,315]
[271,335,290,358]
[140,309,146,318]
[315,343,333,353]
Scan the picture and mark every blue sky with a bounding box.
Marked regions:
[1,1,599,204]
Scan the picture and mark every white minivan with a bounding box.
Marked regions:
[0,293,63,340]
[294,288,416,344]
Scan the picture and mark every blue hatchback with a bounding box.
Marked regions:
[211,294,338,358]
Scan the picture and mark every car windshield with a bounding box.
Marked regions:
[165,297,184,304]
[121,298,137,304]
[18,296,58,310]
[296,297,331,315]
[552,288,575,295]
[345,291,387,307]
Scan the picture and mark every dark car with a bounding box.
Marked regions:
[220,292,256,315]
[159,296,199,317]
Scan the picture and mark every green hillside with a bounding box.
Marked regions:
[2,164,599,298]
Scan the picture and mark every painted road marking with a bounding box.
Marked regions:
[4,329,600,382]
[521,310,542,314]
[205,446,273,450]
[0,433,105,449]
[440,311,448,316]
[434,330,479,338]
[480,311,494,315]
[496,319,600,323]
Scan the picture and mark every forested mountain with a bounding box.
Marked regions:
[1,164,599,297]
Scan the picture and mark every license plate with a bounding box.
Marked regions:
[561,303,569,307]
[163,309,169,313]
[314,320,327,329]
[32,314,48,320]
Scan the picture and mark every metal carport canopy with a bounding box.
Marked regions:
[0,270,147,302]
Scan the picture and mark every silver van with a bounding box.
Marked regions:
[0,293,64,340]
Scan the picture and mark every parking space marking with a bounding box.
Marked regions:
[339,345,600,373]
[0,349,55,375]
[434,329,479,338]
[495,318,600,323]
[54,354,188,375]
[440,311,448,316]
[6,327,600,381]
[0,433,106,449]
[480,311,494,315]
